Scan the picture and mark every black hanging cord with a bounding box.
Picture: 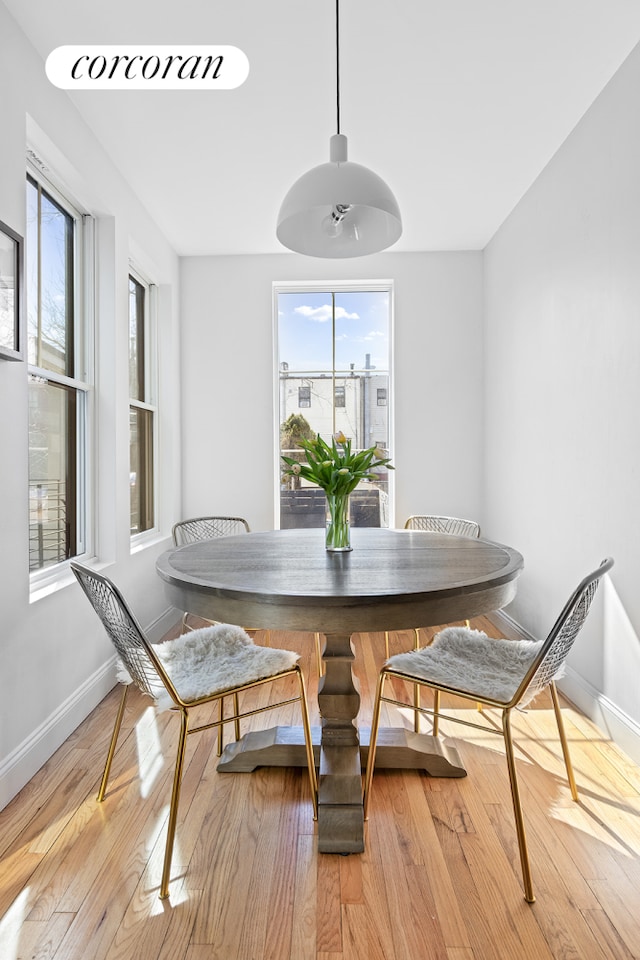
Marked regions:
[336,0,341,134]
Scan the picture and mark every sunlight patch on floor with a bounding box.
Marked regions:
[144,804,191,906]
[135,706,164,799]
[548,798,636,857]
[0,888,30,960]
[149,875,189,915]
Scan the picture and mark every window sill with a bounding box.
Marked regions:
[29,556,112,604]
[130,530,168,555]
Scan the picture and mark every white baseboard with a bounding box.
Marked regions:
[489,609,640,767]
[0,606,180,811]
[147,605,181,643]
[0,655,117,811]
[557,669,640,767]
[487,608,535,642]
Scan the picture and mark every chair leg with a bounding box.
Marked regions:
[363,671,387,819]
[97,684,128,802]
[216,693,241,757]
[384,630,390,659]
[216,697,226,757]
[432,689,441,737]
[160,709,190,900]
[233,692,241,743]
[502,708,535,903]
[296,666,318,820]
[413,683,421,733]
[549,681,579,801]
[315,632,324,676]
[412,628,421,732]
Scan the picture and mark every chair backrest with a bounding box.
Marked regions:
[71,561,177,704]
[404,515,481,538]
[172,516,250,546]
[514,557,614,706]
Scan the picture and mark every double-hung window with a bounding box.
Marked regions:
[276,282,393,530]
[26,171,92,575]
[129,271,156,537]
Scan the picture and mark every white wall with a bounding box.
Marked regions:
[484,42,640,758]
[179,252,484,532]
[0,2,182,807]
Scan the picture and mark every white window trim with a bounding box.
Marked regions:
[27,161,95,598]
[129,266,159,548]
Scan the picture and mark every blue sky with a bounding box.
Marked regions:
[277,290,389,373]
[26,178,72,371]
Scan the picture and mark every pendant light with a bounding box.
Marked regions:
[276,0,402,258]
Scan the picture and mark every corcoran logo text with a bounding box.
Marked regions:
[46,45,249,90]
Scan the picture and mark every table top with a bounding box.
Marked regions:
[156,528,523,634]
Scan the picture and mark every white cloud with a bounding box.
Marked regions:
[294,305,359,322]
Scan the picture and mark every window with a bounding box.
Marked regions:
[129,272,156,536]
[26,171,91,574]
[276,284,392,530]
[298,384,311,408]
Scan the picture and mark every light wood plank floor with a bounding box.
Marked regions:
[1,617,639,960]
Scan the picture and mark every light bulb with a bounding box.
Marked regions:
[321,203,352,238]
[322,214,343,238]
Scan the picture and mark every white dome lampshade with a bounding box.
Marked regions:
[277,134,402,258]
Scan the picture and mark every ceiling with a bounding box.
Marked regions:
[6,0,640,256]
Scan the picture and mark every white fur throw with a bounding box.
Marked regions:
[117,623,299,712]
[387,626,553,706]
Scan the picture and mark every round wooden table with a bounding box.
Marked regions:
[156,527,523,853]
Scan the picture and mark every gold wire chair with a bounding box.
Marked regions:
[385,515,481,730]
[386,514,482,655]
[403,514,481,538]
[172,516,251,633]
[71,561,317,900]
[172,515,276,749]
[172,514,250,543]
[364,557,614,903]
[173,516,325,680]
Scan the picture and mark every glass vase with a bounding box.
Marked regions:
[325,493,352,551]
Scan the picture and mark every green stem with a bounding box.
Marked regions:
[325,493,352,551]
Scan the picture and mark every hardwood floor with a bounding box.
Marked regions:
[1,618,639,960]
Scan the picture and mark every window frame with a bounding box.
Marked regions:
[26,161,95,591]
[128,267,158,544]
[273,279,395,529]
